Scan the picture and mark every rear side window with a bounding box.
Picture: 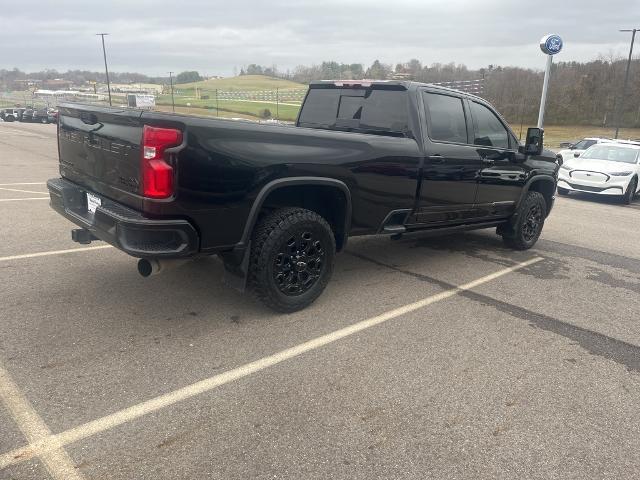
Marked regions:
[423,92,468,144]
[298,87,409,136]
[470,101,510,149]
[298,89,340,128]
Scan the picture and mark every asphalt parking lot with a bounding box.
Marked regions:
[1,121,640,480]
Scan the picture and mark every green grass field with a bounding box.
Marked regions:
[156,96,302,121]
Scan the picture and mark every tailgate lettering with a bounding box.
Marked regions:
[61,130,132,157]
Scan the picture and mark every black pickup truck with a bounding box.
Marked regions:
[47,80,558,311]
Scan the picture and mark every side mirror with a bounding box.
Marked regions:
[519,127,544,156]
[573,152,581,158]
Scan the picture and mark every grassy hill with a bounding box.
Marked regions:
[178,75,304,91]
[159,74,307,121]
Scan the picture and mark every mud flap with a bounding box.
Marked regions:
[221,242,251,293]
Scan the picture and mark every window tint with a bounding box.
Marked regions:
[298,87,409,135]
[423,92,468,144]
[297,89,340,127]
[470,101,510,149]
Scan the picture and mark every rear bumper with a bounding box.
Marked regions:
[47,178,199,258]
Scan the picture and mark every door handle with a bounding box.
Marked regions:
[427,155,445,164]
[481,157,495,164]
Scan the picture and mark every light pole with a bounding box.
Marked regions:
[96,33,112,106]
[614,28,638,139]
[168,71,175,112]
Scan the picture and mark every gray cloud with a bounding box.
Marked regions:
[1,0,638,75]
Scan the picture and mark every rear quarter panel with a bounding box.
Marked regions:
[136,112,422,251]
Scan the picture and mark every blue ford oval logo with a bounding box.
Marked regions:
[540,34,563,55]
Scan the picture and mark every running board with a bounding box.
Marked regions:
[404,220,507,237]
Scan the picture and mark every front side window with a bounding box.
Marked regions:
[470,101,510,149]
[423,92,468,144]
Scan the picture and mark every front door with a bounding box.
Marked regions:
[466,99,527,219]
[414,90,483,225]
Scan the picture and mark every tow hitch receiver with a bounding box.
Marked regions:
[71,228,98,245]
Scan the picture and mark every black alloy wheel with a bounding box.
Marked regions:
[501,191,547,250]
[522,203,543,243]
[273,230,325,296]
[249,207,336,312]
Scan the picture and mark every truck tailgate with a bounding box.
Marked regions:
[57,103,145,210]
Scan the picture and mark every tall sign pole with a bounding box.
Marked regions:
[537,34,563,128]
[614,28,638,139]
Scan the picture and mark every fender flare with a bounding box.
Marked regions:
[238,176,353,248]
[515,174,557,212]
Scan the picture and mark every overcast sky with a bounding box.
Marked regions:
[2,0,639,76]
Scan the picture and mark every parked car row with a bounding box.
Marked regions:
[0,107,58,123]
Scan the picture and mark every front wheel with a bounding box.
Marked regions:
[501,191,547,250]
[248,207,336,312]
[622,177,638,205]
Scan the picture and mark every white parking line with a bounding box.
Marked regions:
[0,364,85,479]
[0,257,542,469]
[0,187,48,195]
[0,197,49,202]
[0,245,113,263]
[0,183,47,186]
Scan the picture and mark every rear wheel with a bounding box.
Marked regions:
[557,187,570,195]
[501,191,547,250]
[41,117,48,124]
[622,177,638,205]
[248,207,335,312]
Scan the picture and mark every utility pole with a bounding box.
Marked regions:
[168,71,175,112]
[614,28,638,139]
[96,33,112,106]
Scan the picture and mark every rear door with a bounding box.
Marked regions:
[415,89,482,225]
[298,84,421,230]
[467,99,525,219]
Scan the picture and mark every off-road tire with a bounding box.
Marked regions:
[248,207,336,312]
[622,177,637,205]
[501,191,547,250]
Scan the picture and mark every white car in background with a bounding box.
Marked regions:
[555,137,614,164]
[557,143,640,204]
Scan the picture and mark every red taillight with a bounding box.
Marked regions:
[141,125,183,198]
